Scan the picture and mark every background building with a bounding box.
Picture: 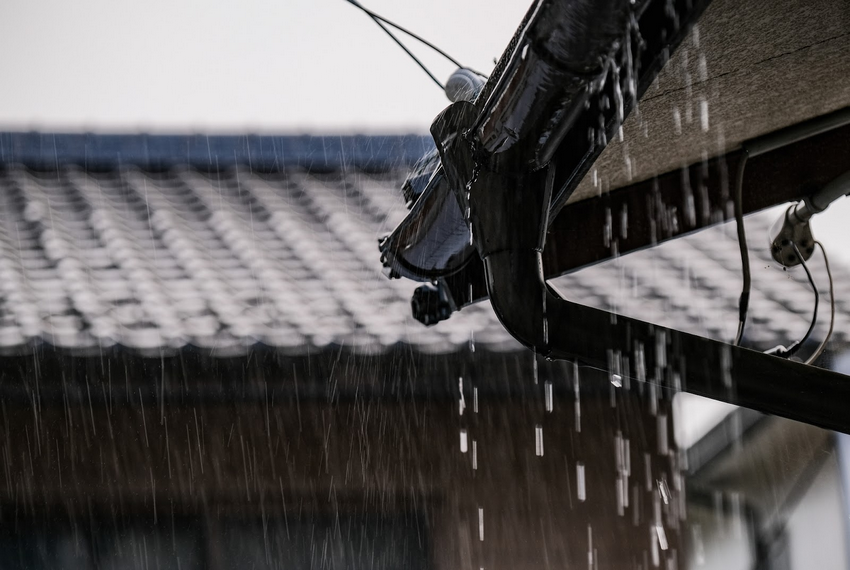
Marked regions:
[0,133,846,569]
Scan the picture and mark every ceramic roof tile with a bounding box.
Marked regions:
[0,160,506,356]
[0,134,845,357]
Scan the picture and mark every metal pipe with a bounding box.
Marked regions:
[793,169,850,221]
[745,107,850,158]
[476,166,850,434]
[475,0,637,169]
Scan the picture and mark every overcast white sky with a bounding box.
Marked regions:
[0,0,527,133]
[0,0,848,267]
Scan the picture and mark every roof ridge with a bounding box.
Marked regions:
[0,132,434,171]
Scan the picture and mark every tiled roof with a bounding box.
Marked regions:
[0,134,845,357]
[0,163,516,356]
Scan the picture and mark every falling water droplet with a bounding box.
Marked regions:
[532,354,539,384]
[673,107,682,135]
[656,524,669,551]
[657,478,671,505]
[608,349,623,387]
[460,429,468,453]
[545,381,553,412]
[720,344,733,389]
[651,526,661,567]
[658,414,669,455]
[574,362,582,433]
[655,330,667,369]
[478,508,485,541]
[577,462,587,501]
[535,425,544,457]
[620,204,629,239]
[635,341,646,383]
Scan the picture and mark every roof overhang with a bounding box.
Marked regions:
[385,0,850,432]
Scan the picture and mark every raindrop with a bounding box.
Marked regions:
[655,524,669,551]
[615,431,625,472]
[620,204,629,239]
[577,462,587,501]
[655,330,667,369]
[651,527,661,567]
[535,425,544,457]
[458,376,466,416]
[472,440,478,470]
[608,349,623,387]
[573,361,582,433]
[460,429,469,453]
[616,476,625,516]
[720,344,733,389]
[657,478,671,505]
[478,508,485,541]
[673,107,682,135]
[545,381,553,412]
[533,354,539,384]
[649,382,658,416]
[657,414,669,455]
[635,341,646,383]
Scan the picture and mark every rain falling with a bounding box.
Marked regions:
[1,0,850,569]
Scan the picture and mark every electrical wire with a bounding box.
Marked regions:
[356,8,444,90]
[345,0,485,90]
[783,243,819,358]
[346,0,464,68]
[805,241,835,365]
[733,149,751,346]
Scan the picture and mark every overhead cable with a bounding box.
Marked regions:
[345,0,484,90]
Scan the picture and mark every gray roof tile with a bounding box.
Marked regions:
[0,145,845,357]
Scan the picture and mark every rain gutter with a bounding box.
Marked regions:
[427,0,850,431]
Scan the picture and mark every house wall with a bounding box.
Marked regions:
[784,455,848,570]
[0,382,680,569]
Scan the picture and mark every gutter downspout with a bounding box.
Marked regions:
[430,0,850,433]
[435,100,850,435]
